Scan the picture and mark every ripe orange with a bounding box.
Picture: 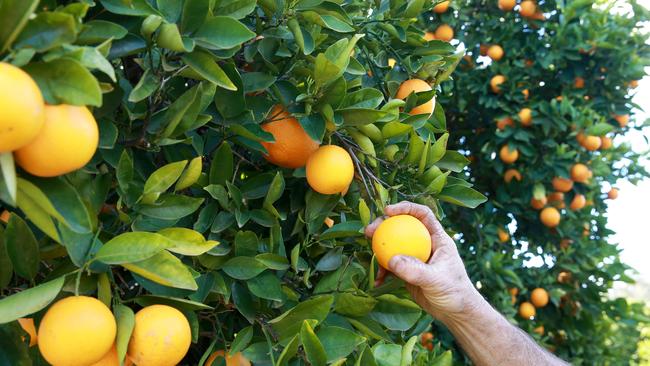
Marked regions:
[509,288,519,304]
[547,192,565,209]
[38,296,116,366]
[498,0,516,11]
[0,210,9,223]
[504,169,522,183]
[487,45,504,61]
[530,196,547,210]
[519,302,536,319]
[260,105,319,168]
[324,217,334,228]
[306,145,354,194]
[522,89,530,99]
[519,0,536,17]
[551,177,573,193]
[396,79,435,116]
[497,228,510,243]
[0,62,45,152]
[574,76,585,88]
[540,207,560,228]
[570,194,586,210]
[433,1,450,13]
[496,116,514,130]
[420,332,434,351]
[423,31,436,41]
[490,75,506,93]
[518,108,532,127]
[530,288,549,307]
[371,215,432,269]
[629,80,639,88]
[533,325,545,335]
[206,350,252,366]
[600,136,612,149]
[614,114,629,127]
[434,24,454,42]
[15,105,98,177]
[570,163,590,183]
[608,188,618,200]
[580,135,601,151]
[18,318,37,347]
[557,271,572,284]
[499,145,519,164]
[128,305,191,366]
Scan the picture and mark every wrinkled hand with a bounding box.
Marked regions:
[365,201,481,322]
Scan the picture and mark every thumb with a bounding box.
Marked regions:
[388,255,431,287]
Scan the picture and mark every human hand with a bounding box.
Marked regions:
[365,201,482,322]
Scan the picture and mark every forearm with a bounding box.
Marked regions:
[440,290,568,366]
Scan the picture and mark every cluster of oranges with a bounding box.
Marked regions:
[19,296,249,366]
[423,1,454,42]
[516,287,549,321]
[0,62,98,177]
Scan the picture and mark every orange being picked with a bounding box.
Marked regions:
[498,0,516,11]
[519,0,536,17]
[614,114,629,127]
[487,45,504,61]
[15,104,98,177]
[38,296,116,366]
[540,207,560,228]
[395,79,435,116]
[496,116,514,130]
[519,302,536,319]
[0,62,45,152]
[580,135,601,151]
[552,177,573,193]
[518,108,532,126]
[434,24,454,42]
[206,350,251,366]
[570,163,590,183]
[504,169,522,183]
[128,305,191,366]
[608,188,619,200]
[499,145,519,164]
[530,196,547,210]
[570,194,586,210]
[497,228,510,243]
[433,1,450,13]
[260,105,319,168]
[530,288,549,307]
[372,215,432,269]
[490,75,506,93]
[18,318,37,347]
[306,145,354,195]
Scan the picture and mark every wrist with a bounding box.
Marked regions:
[438,286,490,328]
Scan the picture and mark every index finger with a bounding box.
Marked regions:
[384,201,454,250]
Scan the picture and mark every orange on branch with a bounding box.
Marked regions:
[504,169,522,183]
[490,75,506,93]
[600,136,612,149]
[487,45,504,61]
[574,76,585,88]
[540,207,561,228]
[395,79,435,116]
[580,135,601,151]
[570,194,586,210]
[519,0,536,18]
[498,0,516,11]
[608,188,618,200]
[18,318,37,347]
[371,215,432,269]
[306,145,354,195]
[496,116,514,130]
[570,163,590,183]
[499,145,519,164]
[530,288,549,308]
[518,108,532,126]
[497,228,510,243]
[519,302,536,319]
[552,177,573,193]
[260,105,319,168]
[530,196,547,210]
[128,305,191,366]
[206,350,252,366]
[434,24,454,42]
[614,114,629,127]
[433,1,450,13]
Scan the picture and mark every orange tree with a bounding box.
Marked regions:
[0,0,488,365]
[429,0,650,364]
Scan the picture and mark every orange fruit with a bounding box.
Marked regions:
[525,59,534,67]
[388,58,396,68]
[570,194,586,210]
[557,271,572,284]
[260,105,319,168]
[580,135,601,151]
[551,177,573,193]
[395,79,435,116]
[206,350,252,366]
[629,80,639,88]
[540,207,560,228]
[498,0,516,11]
[420,332,434,351]
[533,325,545,335]
[90,344,133,366]
[504,169,522,183]
[496,116,514,130]
[490,75,506,93]
[547,192,565,208]
[487,45,504,61]
[608,188,618,200]
[574,77,585,88]
[18,318,37,347]
[128,305,191,366]
[517,108,532,126]
[509,288,519,304]
[499,145,519,164]
[497,228,510,243]
[530,196,547,210]
[433,1,450,13]
[614,114,629,127]
[434,24,454,42]
[371,215,432,269]
[423,31,436,41]
[519,0,536,17]
[519,302,536,319]
[38,296,116,366]
[0,62,45,152]
[531,11,545,20]
[600,136,612,149]
[0,210,9,223]
[570,163,590,183]
[15,105,98,177]
[324,217,334,228]
[522,89,530,99]
[530,288,549,307]
[306,145,354,194]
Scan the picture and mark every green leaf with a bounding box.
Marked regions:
[247,271,283,301]
[0,0,39,53]
[400,336,417,366]
[193,16,256,50]
[435,151,469,172]
[269,295,334,343]
[222,257,266,280]
[77,20,128,44]
[14,11,77,52]
[255,253,290,270]
[339,108,389,126]
[0,153,16,205]
[428,133,449,165]
[122,250,198,290]
[181,0,209,33]
[24,58,102,106]
[301,320,328,366]
[0,322,31,364]
[263,172,285,217]
[158,227,219,256]
[0,228,12,289]
[5,214,39,280]
[15,179,60,242]
[94,232,173,264]
[438,185,487,208]
[214,0,257,19]
[99,0,161,16]
[128,68,160,103]
[143,160,188,197]
[114,304,135,366]
[586,123,614,136]
[182,50,237,90]
[137,194,204,220]
[230,325,254,354]
[157,84,201,138]
[431,350,453,366]
[368,295,422,331]
[276,334,300,366]
[175,156,202,191]
[209,143,234,185]
[317,326,366,362]
[30,177,93,234]
[334,292,377,317]
[372,343,402,366]
[241,72,277,93]
[320,221,364,240]
[0,276,64,323]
